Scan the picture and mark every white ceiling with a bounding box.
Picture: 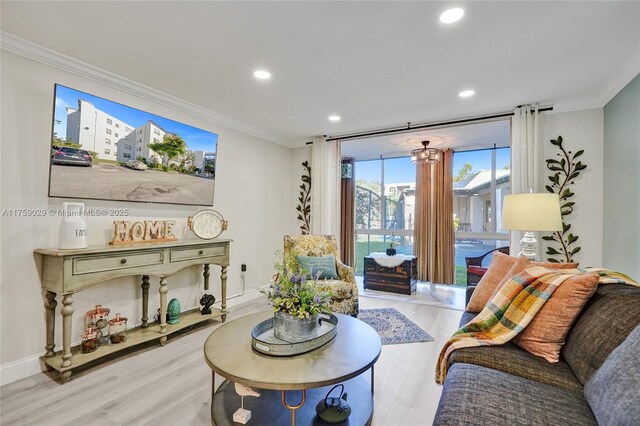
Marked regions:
[2,1,639,147]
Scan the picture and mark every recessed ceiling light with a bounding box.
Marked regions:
[439,7,464,24]
[459,90,475,98]
[253,70,271,80]
[328,115,341,122]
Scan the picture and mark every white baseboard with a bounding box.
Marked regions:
[0,353,44,386]
[224,288,264,306]
[0,289,265,387]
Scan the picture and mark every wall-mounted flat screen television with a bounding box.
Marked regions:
[49,84,218,206]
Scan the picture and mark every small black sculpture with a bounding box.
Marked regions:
[154,308,169,323]
[200,293,216,315]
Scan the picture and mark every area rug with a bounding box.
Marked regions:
[358,308,434,345]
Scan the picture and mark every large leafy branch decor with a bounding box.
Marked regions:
[543,135,587,263]
[296,161,311,234]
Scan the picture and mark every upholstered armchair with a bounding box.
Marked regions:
[284,235,359,317]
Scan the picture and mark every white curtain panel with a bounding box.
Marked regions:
[510,105,545,251]
[310,137,341,240]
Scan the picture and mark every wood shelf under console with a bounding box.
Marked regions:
[43,308,223,373]
[35,239,231,383]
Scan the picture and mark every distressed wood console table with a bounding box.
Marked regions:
[35,239,231,383]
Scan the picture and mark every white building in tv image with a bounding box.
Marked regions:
[117,120,164,163]
[193,151,216,173]
[65,97,214,173]
[65,99,133,161]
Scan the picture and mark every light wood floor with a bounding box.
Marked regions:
[0,294,463,426]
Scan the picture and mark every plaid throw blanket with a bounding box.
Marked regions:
[435,267,639,384]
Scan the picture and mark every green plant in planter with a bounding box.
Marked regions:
[543,135,587,263]
[265,251,331,319]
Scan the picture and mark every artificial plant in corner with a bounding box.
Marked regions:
[543,135,587,263]
[296,161,311,234]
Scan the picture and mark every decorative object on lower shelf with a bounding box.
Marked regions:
[167,298,181,324]
[81,327,98,354]
[85,304,110,346]
[316,383,351,424]
[233,382,261,424]
[108,313,128,344]
[200,293,216,315]
[154,308,169,323]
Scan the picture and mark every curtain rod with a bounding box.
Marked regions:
[314,106,553,143]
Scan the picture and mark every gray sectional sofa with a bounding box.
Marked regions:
[434,283,640,425]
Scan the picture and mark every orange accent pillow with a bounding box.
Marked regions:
[466,252,517,312]
[488,256,579,300]
[513,273,599,362]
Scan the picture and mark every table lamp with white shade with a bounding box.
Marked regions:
[502,193,563,260]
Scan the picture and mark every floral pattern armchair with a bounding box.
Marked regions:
[284,235,359,317]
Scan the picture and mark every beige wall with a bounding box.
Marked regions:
[0,51,296,383]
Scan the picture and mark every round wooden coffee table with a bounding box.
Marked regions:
[204,311,382,426]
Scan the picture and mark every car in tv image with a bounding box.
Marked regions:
[52,146,93,167]
[49,84,218,206]
[125,160,148,171]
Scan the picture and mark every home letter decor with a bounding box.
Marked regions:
[113,221,132,242]
[110,220,177,245]
[144,220,164,239]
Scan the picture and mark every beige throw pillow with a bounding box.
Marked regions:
[513,273,599,362]
[466,252,517,312]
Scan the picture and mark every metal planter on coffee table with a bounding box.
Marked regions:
[251,313,338,356]
[274,311,319,343]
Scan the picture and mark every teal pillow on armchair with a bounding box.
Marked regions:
[297,255,339,280]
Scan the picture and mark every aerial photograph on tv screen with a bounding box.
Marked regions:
[49,84,218,206]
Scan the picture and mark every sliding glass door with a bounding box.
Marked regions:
[354,157,416,275]
[453,147,511,285]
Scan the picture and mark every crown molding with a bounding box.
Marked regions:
[551,46,640,114]
[0,31,294,147]
[549,95,605,115]
[598,45,640,106]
